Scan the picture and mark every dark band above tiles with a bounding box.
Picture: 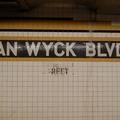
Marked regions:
[0,29,120,33]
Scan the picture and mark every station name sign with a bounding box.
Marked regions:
[0,40,120,58]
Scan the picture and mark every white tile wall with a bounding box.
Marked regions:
[0,61,120,120]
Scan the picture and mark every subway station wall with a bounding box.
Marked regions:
[0,20,120,120]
